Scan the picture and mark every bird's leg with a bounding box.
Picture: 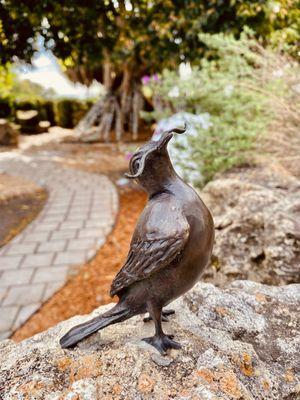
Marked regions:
[142,303,181,355]
[143,308,175,323]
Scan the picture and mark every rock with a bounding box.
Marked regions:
[16,110,38,120]
[38,120,51,132]
[151,353,174,367]
[0,281,299,399]
[0,119,19,146]
[201,165,300,286]
[16,110,39,134]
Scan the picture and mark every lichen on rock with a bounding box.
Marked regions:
[201,165,300,287]
[0,280,299,399]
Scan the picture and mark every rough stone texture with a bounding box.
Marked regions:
[201,165,300,287]
[0,119,18,146]
[0,152,118,338]
[0,280,299,399]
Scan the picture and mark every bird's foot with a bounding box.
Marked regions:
[143,309,175,323]
[142,334,181,355]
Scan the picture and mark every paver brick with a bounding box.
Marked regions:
[5,243,37,256]
[43,281,64,301]
[0,256,23,270]
[33,266,69,283]
[70,208,91,217]
[22,231,50,243]
[21,253,54,268]
[9,235,25,244]
[50,201,72,207]
[67,238,96,250]
[0,268,34,287]
[72,199,92,205]
[0,288,7,304]
[60,221,83,230]
[37,240,67,253]
[3,284,45,306]
[42,214,66,222]
[51,230,77,240]
[54,251,86,265]
[85,220,108,228]
[66,212,89,220]
[33,222,60,232]
[0,306,19,331]
[87,249,97,260]
[77,228,103,239]
[49,208,70,215]
[96,238,105,247]
[0,331,10,340]
[12,303,41,330]
[89,213,112,221]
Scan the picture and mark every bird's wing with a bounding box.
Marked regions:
[110,197,190,296]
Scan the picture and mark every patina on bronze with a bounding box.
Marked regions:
[60,126,214,355]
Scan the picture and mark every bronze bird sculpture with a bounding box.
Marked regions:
[60,126,214,355]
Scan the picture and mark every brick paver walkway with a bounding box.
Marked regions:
[0,152,118,339]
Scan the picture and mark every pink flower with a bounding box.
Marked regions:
[125,152,133,160]
[141,75,150,85]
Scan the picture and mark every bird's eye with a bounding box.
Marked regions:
[132,159,140,173]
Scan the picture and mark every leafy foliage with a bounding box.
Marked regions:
[144,30,299,185]
[0,64,15,97]
[0,1,298,138]
[54,99,93,128]
[1,1,299,84]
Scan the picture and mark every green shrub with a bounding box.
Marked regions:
[0,97,12,118]
[54,99,74,128]
[12,100,38,111]
[54,99,94,128]
[43,101,55,125]
[143,29,299,185]
[10,99,51,124]
[71,100,93,126]
[0,64,94,127]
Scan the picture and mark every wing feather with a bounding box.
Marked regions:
[110,201,189,296]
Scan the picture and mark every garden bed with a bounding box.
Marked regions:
[0,174,47,247]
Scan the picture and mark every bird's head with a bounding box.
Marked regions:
[125,125,186,193]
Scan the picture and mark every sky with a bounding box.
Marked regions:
[18,49,102,100]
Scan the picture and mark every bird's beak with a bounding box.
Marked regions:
[157,124,187,151]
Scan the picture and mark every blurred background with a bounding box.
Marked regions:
[0,1,299,341]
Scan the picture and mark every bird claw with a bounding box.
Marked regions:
[143,315,169,322]
[142,334,182,355]
[143,309,175,323]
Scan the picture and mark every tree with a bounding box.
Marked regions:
[1,0,298,141]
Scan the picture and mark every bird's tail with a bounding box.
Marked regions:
[60,302,132,349]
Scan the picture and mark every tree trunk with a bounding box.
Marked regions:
[74,68,146,143]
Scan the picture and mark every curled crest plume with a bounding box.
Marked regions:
[125,124,186,179]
